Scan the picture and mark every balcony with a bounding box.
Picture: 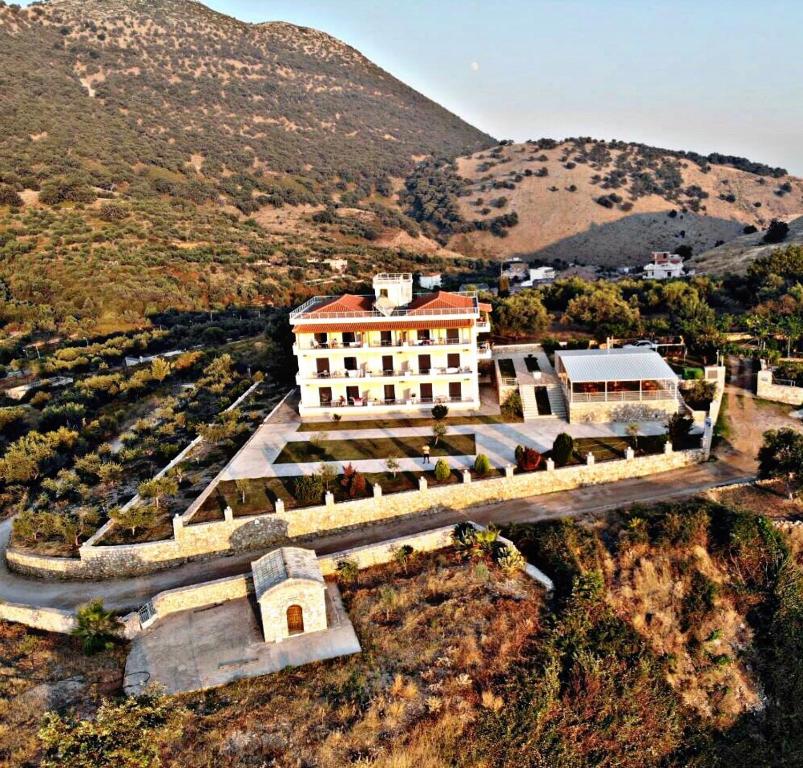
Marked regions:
[300,396,478,414]
[297,367,475,383]
[294,336,472,352]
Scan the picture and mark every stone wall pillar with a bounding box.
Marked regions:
[664,441,673,455]
[274,498,285,515]
[625,446,635,461]
[462,469,472,484]
[172,514,184,542]
[418,476,428,492]
[505,464,515,478]
[586,452,595,466]
[546,458,555,472]
[325,491,335,507]
[373,483,383,498]
[224,505,234,522]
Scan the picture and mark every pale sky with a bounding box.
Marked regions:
[31,0,803,174]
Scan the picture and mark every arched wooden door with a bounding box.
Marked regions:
[287,605,304,635]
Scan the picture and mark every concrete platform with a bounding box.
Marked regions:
[123,582,360,695]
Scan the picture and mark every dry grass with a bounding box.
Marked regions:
[169,550,544,767]
[0,621,126,766]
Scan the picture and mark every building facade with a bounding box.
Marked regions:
[291,274,491,418]
[644,251,685,280]
[555,348,680,423]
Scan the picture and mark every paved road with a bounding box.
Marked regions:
[0,456,753,614]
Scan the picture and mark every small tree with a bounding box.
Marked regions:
[392,544,415,574]
[110,503,158,537]
[319,463,338,491]
[626,422,640,451]
[235,478,250,505]
[434,458,451,482]
[385,456,400,478]
[138,475,178,510]
[757,428,803,499]
[431,404,449,421]
[552,433,574,466]
[378,586,399,622]
[666,413,694,448]
[474,453,491,476]
[293,473,324,505]
[432,421,447,446]
[336,558,359,584]
[72,599,122,655]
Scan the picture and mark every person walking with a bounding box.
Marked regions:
[422,444,431,465]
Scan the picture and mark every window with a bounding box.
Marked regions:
[380,289,388,298]
[287,605,304,634]
[316,358,330,376]
[418,354,431,374]
[342,331,356,345]
[446,328,459,342]
[381,330,393,346]
[384,384,396,403]
[382,355,393,374]
[449,382,462,401]
[447,353,460,369]
[346,386,359,404]
[319,387,332,406]
[344,356,357,371]
[420,383,433,401]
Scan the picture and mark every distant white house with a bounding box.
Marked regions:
[501,258,529,281]
[324,258,349,274]
[418,273,442,290]
[644,252,685,280]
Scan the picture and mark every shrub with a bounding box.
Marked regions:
[552,433,574,466]
[494,542,526,573]
[433,458,451,482]
[516,446,543,472]
[72,599,122,655]
[0,184,23,207]
[474,453,491,476]
[336,558,359,584]
[452,521,477,549]
[293,473,324,505]
[431,404,449,421]
[764,219,790,244]
[666,413,694,447]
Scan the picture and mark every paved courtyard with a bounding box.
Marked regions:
[123,582,360,695]
[220,388,670,481]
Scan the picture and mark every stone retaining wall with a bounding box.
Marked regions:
[8,445,707,580]
[757,369,803,406]
[0,600,76,633]
[149,573,251,617]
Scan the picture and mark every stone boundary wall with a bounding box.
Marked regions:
[8,443,710,580]
[149,573,251,618]
[757,369,803,406]
[0,600,76,633]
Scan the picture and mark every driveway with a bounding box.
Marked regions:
[0,456,752,614]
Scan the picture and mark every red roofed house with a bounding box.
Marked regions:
[290,274,492,417]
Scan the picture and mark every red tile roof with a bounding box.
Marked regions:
[307,294,374,315]
[478,301,492,313]
[407,291,475,313]
[293,320,473,334]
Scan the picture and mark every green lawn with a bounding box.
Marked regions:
[297,412,521,432]
[274,434,476,464]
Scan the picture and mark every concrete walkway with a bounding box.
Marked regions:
[124,583,360,695]
[0,456,753,614]
[224,417,670,479]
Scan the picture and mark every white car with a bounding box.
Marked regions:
[624,340,658,350]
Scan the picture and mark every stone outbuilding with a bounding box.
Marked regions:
[251,547,327,643]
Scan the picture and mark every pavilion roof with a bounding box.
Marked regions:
[556,349,678,383]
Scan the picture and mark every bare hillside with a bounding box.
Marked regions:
[690,215,803,274]
[443,139,803,266]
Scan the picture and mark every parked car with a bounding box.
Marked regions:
[624,340,659,350]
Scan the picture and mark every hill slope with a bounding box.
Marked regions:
[0,0,493,207]
[690,215,803,275]
[421,139,803,266]
[0,0,492,334]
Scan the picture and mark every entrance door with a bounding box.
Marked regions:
[287,605,304,635]
[382,355,393,375]
[420,382,433,402]
[316,358,330,377]
[384,384,396,404]
[446,328,460,343]
[448,382,462,401]
[346,385,359,404]
[380,330,393,347]
[314,333,328,348]
[344,356,357,371]
[319,387,332,406]
[418,354,431,374]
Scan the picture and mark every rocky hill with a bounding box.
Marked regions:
[412,138,803,266]
[690,215,803,275]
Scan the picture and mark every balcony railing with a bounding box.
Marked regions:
[301,367,474,381]
[565,386,678,403]
[309,396,476,410]
[296,337,470,350]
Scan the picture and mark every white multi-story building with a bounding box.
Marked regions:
[418,273,442,290]
[644,252,685,280]
[291,274,492,417]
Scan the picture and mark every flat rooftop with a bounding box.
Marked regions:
[555,348,679,383]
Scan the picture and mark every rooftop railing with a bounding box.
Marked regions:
[290,292,480,320]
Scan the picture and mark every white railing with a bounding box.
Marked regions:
[307,396,476,411]
[295,337,471,351]
[299,367,474,382]
[566,387,678,403]
[290,292,479,320]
